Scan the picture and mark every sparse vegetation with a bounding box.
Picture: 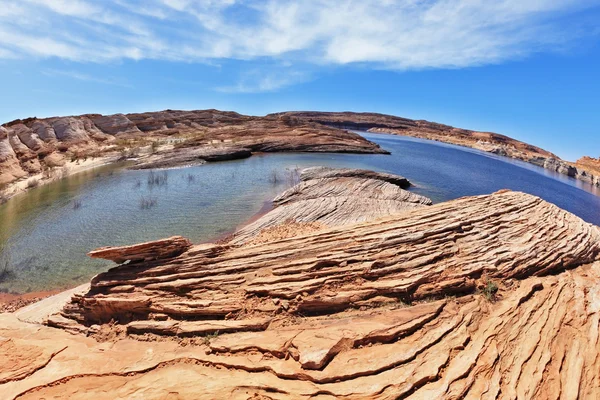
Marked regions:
[140,196,158,209]
[42,167,56,179]
[0,185,8,205]
[285,166,301,188]
[202,330,220,346]
[483,281,499,301]
[0,242,14,283]
[147,171,168,187]
[269,169,279,184]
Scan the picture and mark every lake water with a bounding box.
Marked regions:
[1,132,599,294]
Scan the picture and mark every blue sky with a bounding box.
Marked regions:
[0,1,599,161]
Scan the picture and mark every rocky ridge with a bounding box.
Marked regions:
[0,188,597,398]
[0,110,386,191]
[2,109,598,196]
[275,111,600,188]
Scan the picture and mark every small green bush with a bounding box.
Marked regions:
[483,281,499,301]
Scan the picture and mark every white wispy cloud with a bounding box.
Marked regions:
[42,69,133,88]
[216,69,311,93]
[0,0,598,91]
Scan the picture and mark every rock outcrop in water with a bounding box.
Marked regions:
[230,167,432,244]
[1,189,599,399]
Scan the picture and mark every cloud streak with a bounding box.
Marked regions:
[42,69,133,88]
[0,0,598,90]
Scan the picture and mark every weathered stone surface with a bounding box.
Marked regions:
[87,236,192,264]
[230,167,432,244]
[1,189,600,398]
[91,113,141,135]
[0,127,26,185]
[51,117,91,142]
[300,166,412,188]
[131,146,252,169]
[5,109,596,193]
[50,190,600,331]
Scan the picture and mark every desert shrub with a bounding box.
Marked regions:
[483,281,499,301]
[285,166,301,188]
[26,178,39,188]
[0,243,14,283]
[269,169,279,184]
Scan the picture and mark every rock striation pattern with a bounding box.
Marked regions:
[49,190,600,331]
[230,167,432,244]
[88,236,192,264]
[0,190,597,398]
[1,190,600,398]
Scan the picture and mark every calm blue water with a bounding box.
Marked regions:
[0,132,598,293]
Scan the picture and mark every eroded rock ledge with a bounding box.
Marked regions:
[88,236,192,264]
[230,167,432,244]
[2,189,600,399]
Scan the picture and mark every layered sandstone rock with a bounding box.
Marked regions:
[230,167,432,244]
[3,109,598,192]
[0,110,386,190]
[1,190,599,398]
[276,111,600,188]
[88,236,192,264]
[49,190,600,331]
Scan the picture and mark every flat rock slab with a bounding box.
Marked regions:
[88,236,192,263]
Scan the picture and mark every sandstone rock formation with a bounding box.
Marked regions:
[1,189,600,399]
[575,156,600,187]
[131,146,253,170]
[2,109,598,193]
[88,236,192,264]
[276,111,600,188]
[230,167,432,244]
[0,110,386,191]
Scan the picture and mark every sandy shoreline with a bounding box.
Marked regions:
[1,155,120,201]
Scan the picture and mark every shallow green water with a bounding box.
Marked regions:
[0,153,379,294]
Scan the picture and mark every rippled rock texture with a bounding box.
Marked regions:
[230,167,432,244]
[0,190,593,398]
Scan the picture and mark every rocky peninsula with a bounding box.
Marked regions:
[275,111,600,188]
[0,110,387,199]
[2,167,600,399]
